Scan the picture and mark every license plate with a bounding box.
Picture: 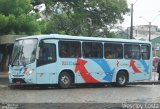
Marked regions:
[16,81,21,85]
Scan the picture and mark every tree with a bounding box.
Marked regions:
[41,0,129,37]
[0,0,45,35]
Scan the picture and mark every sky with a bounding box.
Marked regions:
[121,0,160,28]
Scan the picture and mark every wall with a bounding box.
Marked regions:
[0,35,24,72]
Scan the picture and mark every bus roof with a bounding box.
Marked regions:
[16,34,151,44]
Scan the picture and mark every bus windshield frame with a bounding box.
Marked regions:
[11,39,38,66]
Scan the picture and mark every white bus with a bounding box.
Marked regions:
[9,34,152,88]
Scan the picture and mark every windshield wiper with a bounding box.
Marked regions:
[11,48,21,66]
[11,40,24,66]
[20,50,27,67]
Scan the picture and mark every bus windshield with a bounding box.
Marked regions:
[11,39,37,66]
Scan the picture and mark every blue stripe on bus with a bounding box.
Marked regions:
[92,59,115,82]
[139,60,149,73]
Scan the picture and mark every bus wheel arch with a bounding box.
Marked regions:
[115,70,129,87]
[58,69,75,88]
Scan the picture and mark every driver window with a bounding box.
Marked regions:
[37,40,56,67]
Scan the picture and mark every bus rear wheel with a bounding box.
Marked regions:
[58,72,72,88]
[116,71,128,87]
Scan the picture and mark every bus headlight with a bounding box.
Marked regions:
[8,71,11,75]
[27,70,34,76]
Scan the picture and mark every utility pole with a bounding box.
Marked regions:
[139,14,160,41]
[149,22,151,41]
[129,0,139,39]
[130,3,133,39]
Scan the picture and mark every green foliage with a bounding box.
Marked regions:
[0,0,32,16]
[0,0,45,35]
[156,51,160,57]
[42,0,129,37]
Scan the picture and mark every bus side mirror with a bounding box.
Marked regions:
[36,47,40,59]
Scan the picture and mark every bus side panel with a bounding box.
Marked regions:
[58,58,108,84]
[75,58,151,83]
[74,58,117,83]
[76,58,107,83]
[36,40,58,84]
[57,58,83,83]
[113,59,151,82]
[36,63,58,84]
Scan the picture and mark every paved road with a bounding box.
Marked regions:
[0,75,8,89]
[0,84,160,103]
[0,75,160,109]
[0,84,160,109]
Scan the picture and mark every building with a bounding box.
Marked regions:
[151,37,160,57]
[126,25,160,57]
[127,25,160,40]
[0,35,24,71]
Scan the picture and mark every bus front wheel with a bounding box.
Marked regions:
[116,71,128,87]
[58,72,72,88]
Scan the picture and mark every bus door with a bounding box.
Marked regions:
[36,40,57,84]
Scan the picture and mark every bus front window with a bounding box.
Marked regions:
[11,39,37,66]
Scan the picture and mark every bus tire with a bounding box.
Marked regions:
[58,72,72,88]
[116,71,128,87]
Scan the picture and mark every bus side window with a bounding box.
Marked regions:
[59,41,81,58]
[60,45,67,57]
[83,42,102,58]
[124,44,140,59]
[104,43,123,59]
[37,42,56,67]
[141,45,150,60]
[39,46,49,61]
[83,42,92,58]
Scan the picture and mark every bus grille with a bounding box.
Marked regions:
[13,75,24,77]
[12,78,26,83]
